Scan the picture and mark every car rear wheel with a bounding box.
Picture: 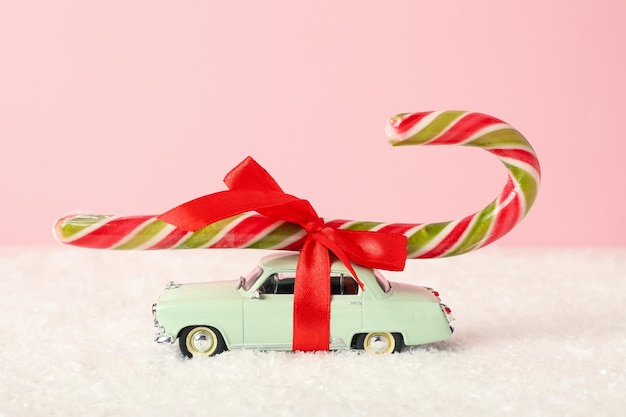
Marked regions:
[179,326,226,358]
[357,332,404,354]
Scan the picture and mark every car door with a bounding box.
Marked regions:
[243,272,295,349]
[329,273,363,349]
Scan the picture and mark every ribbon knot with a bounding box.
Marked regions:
[305,219,326,234]
[159,157,407,351]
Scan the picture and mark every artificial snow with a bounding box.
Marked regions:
[1,247,624,416]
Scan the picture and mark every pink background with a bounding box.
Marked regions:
[1,0,624,246]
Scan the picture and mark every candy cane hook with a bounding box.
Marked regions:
[385,111,540,258]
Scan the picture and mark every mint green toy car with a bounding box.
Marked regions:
[152,253,454,357]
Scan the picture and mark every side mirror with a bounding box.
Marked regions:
[249,290,261,300]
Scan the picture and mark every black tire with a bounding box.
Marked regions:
[392,333,405,353]
[178,326,227,358]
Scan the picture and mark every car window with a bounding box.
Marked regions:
[276,277,295,294]
[257,272,359,295]
[257,275,276,294]
[373,269,391,293]
[258,272,296,295]
[330,274,359,295]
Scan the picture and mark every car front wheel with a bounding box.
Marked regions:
[179,326,226,358]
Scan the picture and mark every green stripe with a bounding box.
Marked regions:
[58,215,112,239]
[175,215,243,249]
[392,111,466,146]
[467,128,529,148]
[247,222,304,249]
[342,221,382,231]
[406,222,449,255]
[115,220,168,250]
[506,163,539,214]
[446,201,496,257]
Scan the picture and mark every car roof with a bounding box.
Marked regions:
[259,252,362,273]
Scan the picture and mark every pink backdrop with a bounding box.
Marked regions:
[1,1,624,246]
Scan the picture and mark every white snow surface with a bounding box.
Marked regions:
[1,246,625,417]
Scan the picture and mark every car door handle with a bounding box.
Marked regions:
[348,301,362,305]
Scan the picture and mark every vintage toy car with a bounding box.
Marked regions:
[152,253,455,357]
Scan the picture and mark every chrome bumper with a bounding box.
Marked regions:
[440,303,455,333]
[152,303,174,344]
[154,325,174,344]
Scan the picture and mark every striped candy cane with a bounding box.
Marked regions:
[55,111,540,259]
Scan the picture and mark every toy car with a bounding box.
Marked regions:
[152,253,454,357]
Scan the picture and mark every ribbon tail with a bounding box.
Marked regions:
[293,238,331,351]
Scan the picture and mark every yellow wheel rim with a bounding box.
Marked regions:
[186,327,218,356]
[363,332,395,354]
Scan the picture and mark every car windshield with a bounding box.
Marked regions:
[240,266,263,291]
[373,269,391,293]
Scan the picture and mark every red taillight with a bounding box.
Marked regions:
[425,287,440,299]
[444,306,451,314]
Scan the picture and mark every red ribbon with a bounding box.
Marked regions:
[159,157,407,351]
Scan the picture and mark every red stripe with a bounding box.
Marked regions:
[68,216,153,249]
[418,216,473,258]
[484,178,522,245]
[489,148,541,176]
[210,215,280,248]
[282,236,306,251]
[324,219,351,229]
[378,223,421,235]
[393,112,432,135]
[148,227,189,249]
[428,113,501,145]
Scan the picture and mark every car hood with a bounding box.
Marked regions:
[157,280,240,303]
[389,282,437,302]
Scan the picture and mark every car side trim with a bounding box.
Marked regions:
[228,337,348,351]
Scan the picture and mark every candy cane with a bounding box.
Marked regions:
[54,111,540,259]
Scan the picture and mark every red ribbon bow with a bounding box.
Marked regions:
[159,157,407,351]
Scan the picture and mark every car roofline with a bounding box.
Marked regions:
[259,252,364,272]
[258,252,385,292]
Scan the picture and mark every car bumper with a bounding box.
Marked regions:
[154,329,174,344]
[153,303,175,344]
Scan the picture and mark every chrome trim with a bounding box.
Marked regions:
[166,281,180,290]
[154,326,175,344]
[440,303,455,333]
[424,286,441,301]
[155,335,174,344]
[152,299,175,345]
[152,303,158,325]
[228,337,347,351]
[329,337,347,349]
[240,343,292,350]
